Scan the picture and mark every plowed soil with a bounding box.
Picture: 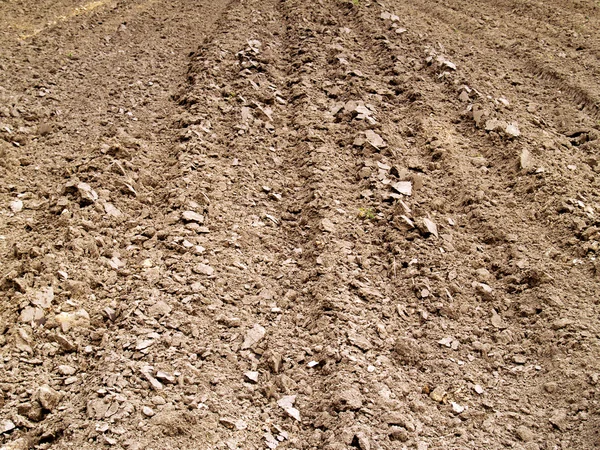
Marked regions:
[1,0,600,449]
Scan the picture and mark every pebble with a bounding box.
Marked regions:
[193,263,214,276]
[391,181,412,196]
[321,218,336,233]
[148,301,171,318]
[182,211,204,223]
[58,364,77,376]
[142,406,155,417]
[0,420,15,434]
[241,324,266,350]
[244,371,259,383]
[516,425,534,442]
[36,384,61,411]
[277,395,300,421]
[9,200,23,213]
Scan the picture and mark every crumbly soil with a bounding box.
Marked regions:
[1,0,600,449]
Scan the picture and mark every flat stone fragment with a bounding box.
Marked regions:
[10,200,23,213]
[364,130,386,148]
[194,263,214,276]
[241,324,266,350]
[277,395,300,421]
[422,218,438,237]
[182,211,204,223]
[37,384,61,411]
[321,218,336,233]
[391,181,412,196]
[1,420,16,434]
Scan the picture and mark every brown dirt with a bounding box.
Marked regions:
[1,0,600,449]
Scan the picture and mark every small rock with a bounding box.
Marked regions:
[473,384,484,395]
[458,91,470,102]
[182,211,204,223]
[420,218,438,238]
[103,202,122,217]
[543,382,557,393]
[513,354,527,364]
[551,318,572,330]
[155,371,175,384]
[57,365,76,376]
[516,425,534,442]
[277,395,300,421]
[193,263,214,276]
[429,386,446,403]
[241,324,266,350]
[549,409,567,431]
[491,312,506,329]
[334,388,363,411]
[77,182,98,203]
[9,200,23,213]
[364,130,386,148]
[321,218,336,233]
[354,432,370,450]
[244,371,259,383]
[520,149,533,171]
[391,181,412,196]
[142,406,155,417]
[451,402,465,414]
[0,419,16,434]
[148,301,171,318]
[36,385,61,411]
[64,376,78,385]
[505,122,520,138]
[0,438,29,450]
[31,286,54,309]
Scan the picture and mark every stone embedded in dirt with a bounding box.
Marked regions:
[103,202,122,217]
[217,316,241,327]
[58,365,77,376]
[15,328,33,354]
[19,306,44,324]
[516,425,534,442]
[182,211,204,223]
[241,324,266,350]
[155,371,175,384]
[244,371,259,383]
[513,354,527,364]
[9,200,23,213]
[36,384,61,411]
[429,386,446,403]
[321,218,336,233]
[354,432,371,450]
[549,409,567,431]
[277,395,300,421]
[193,263,214,276]
[391,181,412,196]
[451,402,465,414]
[142,406,155,417]
[551,318,572,330]
[474,384,484,395]
[55,308,90,332]
[491,312,506,329]
[334,388,363,411]
[136,339,155,350]
[1,419,16,434]
[458,90,470,102]
[505,122,520,138]
[31,286,54,309]
[76,182,99,203]
[17,401,43,422]
[347,331,372,351]
[141,368,163,391]
[420,218,438,238]
[364,130,386,149]
[148,300,171,318]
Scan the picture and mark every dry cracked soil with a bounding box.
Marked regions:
[1,0,600,449]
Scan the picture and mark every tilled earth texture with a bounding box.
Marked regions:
[1,0,600,449]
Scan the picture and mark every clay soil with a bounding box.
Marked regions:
[1,0,600,449]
